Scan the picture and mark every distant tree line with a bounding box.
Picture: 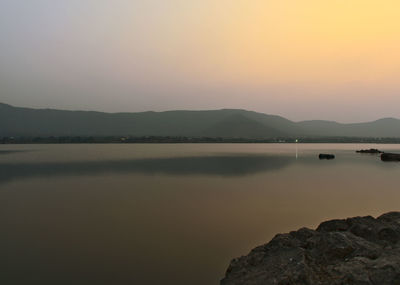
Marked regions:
[2,136,400,144]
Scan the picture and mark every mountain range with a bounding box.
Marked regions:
[1,102,400,138]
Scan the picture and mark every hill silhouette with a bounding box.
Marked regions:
[1,103,400,138]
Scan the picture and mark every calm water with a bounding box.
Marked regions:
[1,143,400,284]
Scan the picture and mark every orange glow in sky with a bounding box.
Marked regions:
[1,0,400,121]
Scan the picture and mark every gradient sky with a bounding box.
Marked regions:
[1,0,400,122]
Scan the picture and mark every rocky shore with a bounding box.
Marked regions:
[221,212,400,285]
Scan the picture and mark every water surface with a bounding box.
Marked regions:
[1,144,400,284]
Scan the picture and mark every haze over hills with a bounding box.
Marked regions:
[1,103,400,138]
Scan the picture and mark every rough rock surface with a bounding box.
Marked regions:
[221,212,400,285]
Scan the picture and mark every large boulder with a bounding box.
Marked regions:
[221,212,400,285]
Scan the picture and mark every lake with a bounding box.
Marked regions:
[1,143,400,285]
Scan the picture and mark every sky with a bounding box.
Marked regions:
[1,0,400,122]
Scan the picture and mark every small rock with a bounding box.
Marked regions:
[356,149,383,154]
[381,153,400,162]
[319,154,335,159]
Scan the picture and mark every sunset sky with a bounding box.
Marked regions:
[1,0,400,122]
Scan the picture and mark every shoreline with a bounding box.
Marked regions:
[3,136,400,144]
[221,212,400,284]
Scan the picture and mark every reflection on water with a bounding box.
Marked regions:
[0,150,29,155]
[0,155,294,184]
[0,144,400,285]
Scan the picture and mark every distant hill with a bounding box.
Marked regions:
[1,103,400,138]
[298,118,400,137]
[0,103,296,138]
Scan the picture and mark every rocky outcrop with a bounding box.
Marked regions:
[221,212,400,285]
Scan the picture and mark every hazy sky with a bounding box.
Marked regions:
[1,0,400,122]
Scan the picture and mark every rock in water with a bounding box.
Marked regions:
[221,212,400,285]
[356,148,383,154]
[318,154,335,159]
[381,153,400,162]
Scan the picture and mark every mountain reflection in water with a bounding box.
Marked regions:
[0,155,294,184]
